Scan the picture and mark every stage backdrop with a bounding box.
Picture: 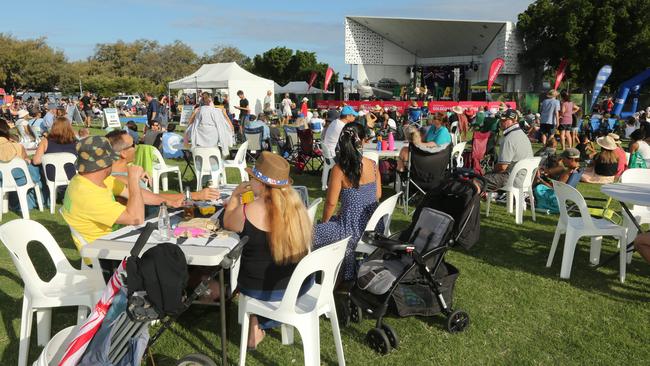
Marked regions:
[315,100,517,114]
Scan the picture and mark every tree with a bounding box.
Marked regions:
[0,34,67,92]
[251,47,337,87]
[201,45,252,69]
[517,0,650,90]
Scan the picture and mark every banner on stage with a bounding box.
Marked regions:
[179,105,194,126]
[315,100,517,114]
[103,108,121,128]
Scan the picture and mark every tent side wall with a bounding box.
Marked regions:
[228,80,274,117]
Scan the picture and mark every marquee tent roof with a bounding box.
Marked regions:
[346,16,507,58]
[275,81,325,94]
[168,62,273,90]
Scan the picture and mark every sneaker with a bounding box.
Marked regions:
[495,192,508,203]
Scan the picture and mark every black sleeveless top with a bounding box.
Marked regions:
[237,213,299,292]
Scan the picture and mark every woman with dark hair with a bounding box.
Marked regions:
[629,128,650,167]
[313,122,382,281]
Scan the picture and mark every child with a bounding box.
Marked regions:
[576,134,596,163]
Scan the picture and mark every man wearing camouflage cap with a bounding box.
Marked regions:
[62,136,148,252]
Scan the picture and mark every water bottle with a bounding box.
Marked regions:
[388,132,395,151]
[376,135,382,151]
[158,202,170,241]
[183,187,195,219]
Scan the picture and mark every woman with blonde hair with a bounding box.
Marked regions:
[224,151,312,350]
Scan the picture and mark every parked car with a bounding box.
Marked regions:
[114,95,141,107]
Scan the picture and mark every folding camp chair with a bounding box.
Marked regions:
[244,126,265,161]
[293,129,323,173]
[467,131,494,175]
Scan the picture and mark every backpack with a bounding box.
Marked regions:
[400,169,482,249]
[127,242,189,319]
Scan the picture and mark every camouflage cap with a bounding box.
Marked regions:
[75,136,120,173]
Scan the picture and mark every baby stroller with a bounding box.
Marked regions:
[37,222,248,366]
[348,169,484,354]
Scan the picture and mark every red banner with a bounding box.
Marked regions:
[307,71,318,92]
[323,67,334,91]
[314,100,517,114]
[554,58,569,90]
[487,58,505,92]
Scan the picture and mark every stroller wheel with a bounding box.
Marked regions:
[350,302,363,323]
[335,295,351,327]
[446,310,470,333]
[381,323,399,349]
[175,353,217,366]
[366,328,392,355]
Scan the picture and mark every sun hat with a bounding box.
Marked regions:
[302,97,309,102]
[245,151,293,187]
[608,132,622,144]
[561,148,581,159]
[547,89,558,98]
[75,136,120,173]
[451,105,464,114]
[596,135,617,151]
[498,102,508,112]
[340,105,358,117]
[17,109,29,119]
[372,105,383,112]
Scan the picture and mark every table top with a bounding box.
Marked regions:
[363,141,407,157]
[601,183,650,207]
[81,209,240,267]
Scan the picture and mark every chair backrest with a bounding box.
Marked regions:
[0,157,33,190]
[41,152,77,185]
[449,121,459,145]
[553,180,596,230]
[244,127,264,151]
[191,146,224,174]
[451,141,467,168]
[620,168,650,184]
[309,121,323,132]
[297,129,315,154]
[276,237,348,314]
[150,146,169,168]
[364,192,401,235]
[363,151,379,164]
[293,185,310,207]
[161,132,183,158]
[284,126,299,148]
[503,156,542,190]
[0,219,77,295]
[307,197,322,223]
[233,141,249,165]
[409,144,452,189]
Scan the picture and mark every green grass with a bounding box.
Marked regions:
[1,125,649,365]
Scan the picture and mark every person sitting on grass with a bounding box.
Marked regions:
[533,148,581,214]
[580,135,619,184]
[535,138,557,168]
[223,151,313,350]
[576,134,597,163]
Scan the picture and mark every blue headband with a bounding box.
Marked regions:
[252,167,289,185]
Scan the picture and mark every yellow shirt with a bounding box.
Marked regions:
[62,175,126,252]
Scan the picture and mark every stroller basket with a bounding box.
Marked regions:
[391,262,459,317]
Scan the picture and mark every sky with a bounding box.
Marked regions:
[3,0,530,76]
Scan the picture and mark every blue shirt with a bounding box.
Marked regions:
[408,107,422,122]
[43,111,55,131]
[424,125,452,145]
[246,120,270,140]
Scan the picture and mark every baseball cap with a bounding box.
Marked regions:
[499,109,518,120]
[340,105,358,117]
[561,148,580,159]
[75,136,120,173]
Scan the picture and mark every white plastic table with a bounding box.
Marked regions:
[601,183,650,208]
[80,211,238,365]
[363,141,407,158]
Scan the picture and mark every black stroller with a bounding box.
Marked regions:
[348,169,484,354]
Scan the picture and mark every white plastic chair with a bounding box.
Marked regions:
[0,220,104,366]
[191,146,224,190]
[546,181,628,282]
[0,157,44,219]
[356,192,402,255]
[619,169,650,248]
[41,152,76,214]
[151,146,183,193]
[485,157,541,224]
[363,151,379,164]
[307,197,322,224]
[320,144,336,191]
[223,141,249,184]
[450,141,467,169]
[239,238,348,366]
[32,325,77,366]
[450,121,460,145]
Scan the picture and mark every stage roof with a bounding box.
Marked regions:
[346,16,507,58]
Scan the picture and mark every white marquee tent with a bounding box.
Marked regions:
[275,81,325,95]
[168,62,274,116]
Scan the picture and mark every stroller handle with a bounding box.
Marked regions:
[219,235,249,269]
[130,222,157,258]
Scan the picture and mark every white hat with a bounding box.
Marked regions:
[596,136,617,151]
[302,97,309,102]
[452,105,464,114]
[17,109,29,119]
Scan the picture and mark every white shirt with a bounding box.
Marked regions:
[322,119,346,157]
[387,118,397,130]
[281,98,292,114]
[637,140,650,165]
